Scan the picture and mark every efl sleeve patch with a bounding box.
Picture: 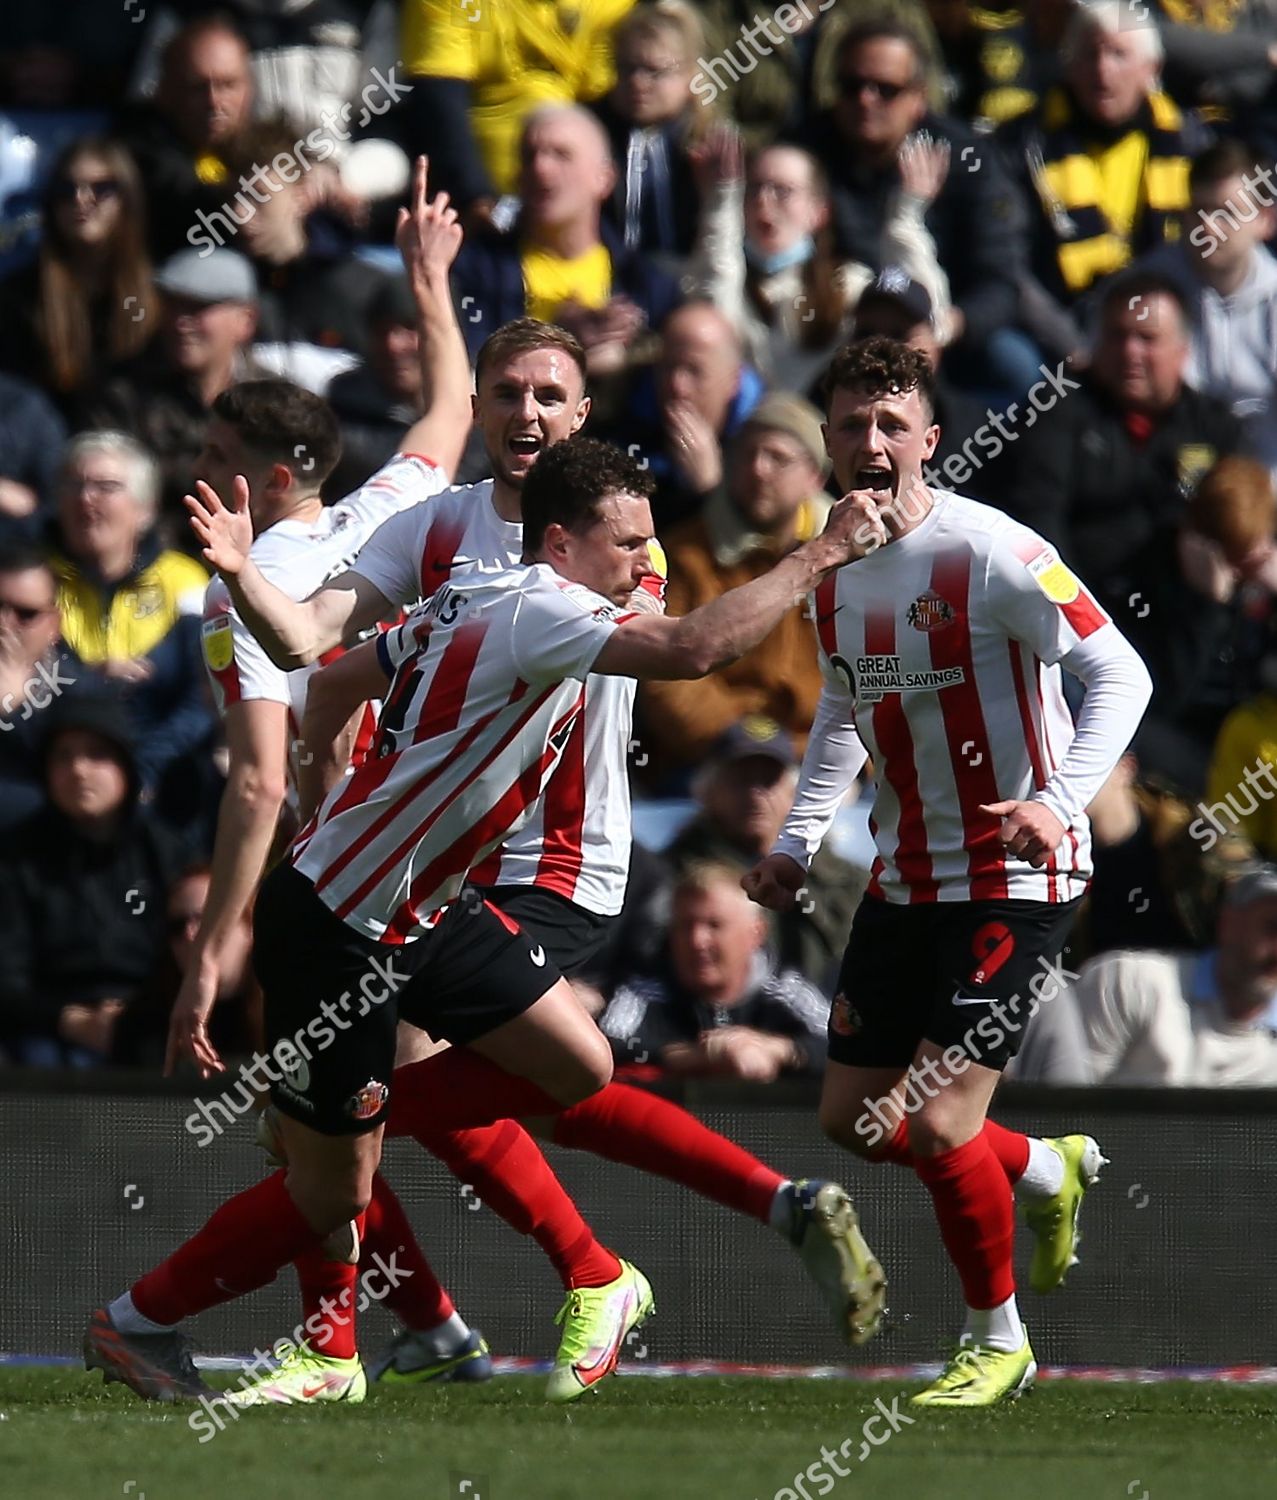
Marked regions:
[1027,551,1080,604]
[201,616,235,672]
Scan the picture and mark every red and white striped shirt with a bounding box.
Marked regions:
[349,479,664,917]
[774,490,1150,904]
[292,565,629,941]
[200,452,448,784]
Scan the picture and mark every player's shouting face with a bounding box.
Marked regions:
[543,491,656,606]
[475,346,591,490]
[822,340,940,545]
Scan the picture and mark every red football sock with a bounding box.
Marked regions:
[292,1211,366,1360]
[982,1119,1030,1183]
[552,1082,783,1224]
[877,1119,915,1167]
[420,1118,622,1290]
[132,1169,322,1325]
[912,1134,1016,1310]
[360,1171,456,1329]
[386,1049,565,1137]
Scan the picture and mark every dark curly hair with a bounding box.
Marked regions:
[822,336,936,417]
[520,435,655,551]
[212,379,341,487]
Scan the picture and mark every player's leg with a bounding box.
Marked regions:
[84,863,411,1405]
[909,896,1094,1408]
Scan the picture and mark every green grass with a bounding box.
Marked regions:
[1,1368,1274,1500]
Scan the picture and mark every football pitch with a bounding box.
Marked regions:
[2,1368,1274,1500]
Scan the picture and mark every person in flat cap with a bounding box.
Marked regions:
[78,247,269,525]
[636,394,837,787]
[1056,861,1277,1085]
[0,690,189,1067]
[665,714,868,990]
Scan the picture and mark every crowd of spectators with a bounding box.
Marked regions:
[5,0,1277,1079]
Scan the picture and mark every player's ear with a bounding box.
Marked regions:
[571,394,592,434]
[922,421,940,461]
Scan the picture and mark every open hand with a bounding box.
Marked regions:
[185,475,253,577]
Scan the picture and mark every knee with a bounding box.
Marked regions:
[287,1164,374,1235]
[554,1030,613,1106]
[906,1111,967,1160]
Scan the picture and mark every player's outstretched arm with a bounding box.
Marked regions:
[296,637,392,824]
[592,492,886,680]
[394,155,472,478]
[186,476,393,668]
[165,698,290,1078]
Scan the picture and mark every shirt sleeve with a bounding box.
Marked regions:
[985,531,1114,666]
[201,593,291,712]
[377,604,432,678]
[510,582,626,686]
[347,503,434,611]
[772,678,870,871]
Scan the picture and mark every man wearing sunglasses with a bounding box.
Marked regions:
[791,17,1031,392]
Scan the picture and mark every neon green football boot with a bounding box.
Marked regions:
[546,1258,654,1404]
[225,1340,366,1407]
[1022,1134,1108,1293]
[911,1334,1037,1408]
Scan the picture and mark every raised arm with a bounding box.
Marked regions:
[394,156,473,476]
[186,474,393,669]
[592,493,886,680]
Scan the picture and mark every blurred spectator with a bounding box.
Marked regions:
[325,274,423,495]
[1067,864,1277,1083]
[116,16,257,260]
[592,1,707,269]
[637,398,832,779]
[1082,749,1257,958]
[997,1,1203,363]
[0,372,66,534]
[1005,271,1244,632]
[1126,454,1277,793]
[111,862,260,1070]
[128,1,367,146]
[665,716,868,988]
[0,691,188,1068]
[925,0,1069,130]
[49,431,213,792]
[0,137,156,412]
[599,861,830,1079]
[1208,648,1277,864]
[850,267,993,496]
[451,105,682,371]
[790,16,1028,389]
[0,541,86,835]
[219,116,384,361]
[697,0,946,147]
[1153,0,1277,145]
[1137,139,1277,473]
[606,300,763,528]
[0,5,146,110]
[399,0,633,218]
[81,247,265,518]
[690,126,951,393]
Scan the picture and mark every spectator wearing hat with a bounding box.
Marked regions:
[637,392,835,786]
[689,127,952,394]
[662,715,867,991]
[80,246,267,522]
[324,274,426,496]
[47,431,212,793]
[598,861,831,1081]
[0,691,189,1067]
[849,266,993,496]
[1064,865,1277,1085]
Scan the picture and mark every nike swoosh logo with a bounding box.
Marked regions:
[530,945,546,967]
[951,993,992,1007]
[816,608,843,625]
[574,1289,637,1380]
[300,1378,332,1398]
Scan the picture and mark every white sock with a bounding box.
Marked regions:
[767,1180,796,1233]
[1016,1137,1064,1201]
[962,1293,1024,1353]
[417,1311,471,1356]
[108,1291,175,1335]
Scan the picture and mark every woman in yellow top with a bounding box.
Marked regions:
[51,432,213,792]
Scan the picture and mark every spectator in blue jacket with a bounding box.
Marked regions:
[450,105,683,374]
[0,372,67,541]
